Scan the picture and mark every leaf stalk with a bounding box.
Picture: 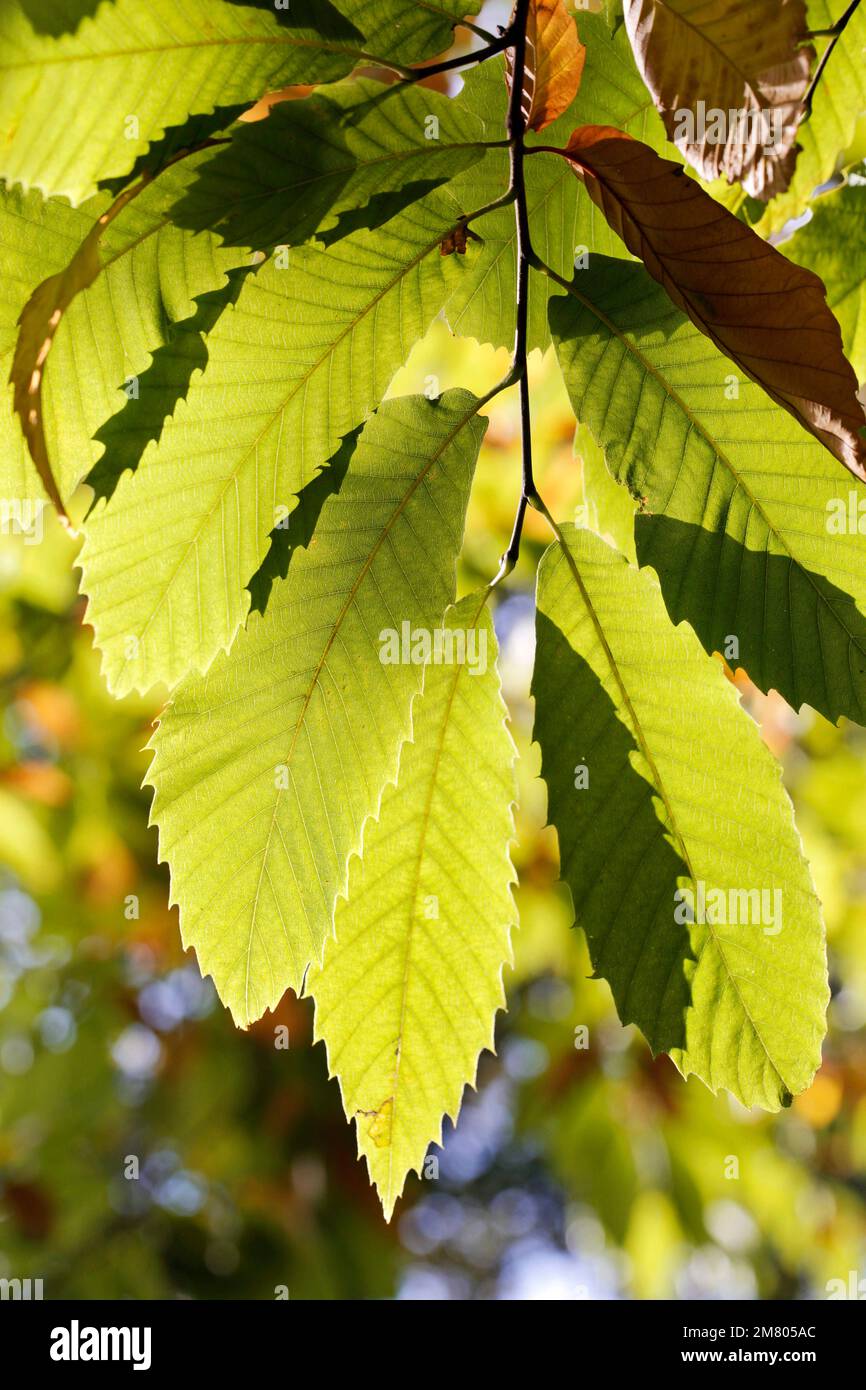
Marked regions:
[803,0,862,116]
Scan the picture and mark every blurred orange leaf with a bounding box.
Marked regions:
[1,761,73,806]
[16,681,81,748]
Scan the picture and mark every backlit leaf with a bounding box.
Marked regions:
[534,525,827,1110]
[10,177,153,522]
[758,0,866,235]
[575,421,636,563]
[78,191,475,695]
[84,268,252,509]
[169,79,494,252]
[506,0,586,134]
[786,180,866,379]
[550,256,866,724]
[331,0,481,65]
[0,0,479,203]
[0,154,246,508]
[554,126,866,478]
[146,391,486,1024]
[622,0,813,199]
[308,594,517,1219]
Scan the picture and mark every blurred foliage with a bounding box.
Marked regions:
[1,317,865,1300]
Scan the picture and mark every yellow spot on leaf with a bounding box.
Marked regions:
[364,1099,393,1149]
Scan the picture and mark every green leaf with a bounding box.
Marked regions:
[97,105,248,198]
[17,0,104,38]
[533,525,827,1110]
[308,593,517,1219]
[575,422,636,563]
[758,0,866,235]
[0,0,478,204]
[550,257,866,725]
[331,0,481,65]
[10,175,166,521]
[84,267,253,509]
[146,391,486,1026]
[78,192,476,695]
[603,0,625,33]
[245,424,360,620]
[0,154,247,508]
[787,180,866,379]
[170,78,495,251]
[443,14,671,352]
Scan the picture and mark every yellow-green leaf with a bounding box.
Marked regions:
[533,525,828,1111]
[308,594,517,1218]
[146,392,486,1025]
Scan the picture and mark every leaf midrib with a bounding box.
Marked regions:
[0,34,382,71]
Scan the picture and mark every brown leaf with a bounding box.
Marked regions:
[622,0,814,200]
[9,176,147,526]
[506,0,586,133]
[553,126,866,480]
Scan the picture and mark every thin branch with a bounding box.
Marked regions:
[807,0,862,37]
[382,1,551,587]
[532,251,582,298]
[489,0,541,585]
[388,29,512,81]
[489,494,528,588]
[804,0,862,116]
[463,187,517,226]
[525,144,572,157]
